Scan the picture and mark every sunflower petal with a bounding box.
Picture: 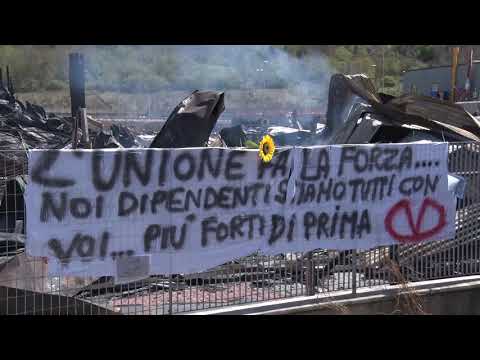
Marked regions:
[258,135,275,163]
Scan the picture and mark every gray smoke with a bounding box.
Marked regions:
[83,45,335,118]
[171,45,334,112]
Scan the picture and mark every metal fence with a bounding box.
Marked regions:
[0,142,479,315]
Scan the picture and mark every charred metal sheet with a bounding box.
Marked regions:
[339,114,382,145]
[323,74,480,144]
[389,95,480,135]
[150,90,225,149]
[322,75,373,143]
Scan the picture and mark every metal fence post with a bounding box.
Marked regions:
[168,275,173,315]
[305,252,315,296]
[388,245,399,283]
[352,250,357,296]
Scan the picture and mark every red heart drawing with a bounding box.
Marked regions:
[384,197,447,244]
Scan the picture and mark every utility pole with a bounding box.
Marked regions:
[451,47,460,103]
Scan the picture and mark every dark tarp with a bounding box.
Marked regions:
[150,90,225,148]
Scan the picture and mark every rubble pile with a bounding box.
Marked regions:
[217,74,480,148]
[0,70,141,258]
[318,74,480,144]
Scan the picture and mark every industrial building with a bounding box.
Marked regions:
[402,60,480,101]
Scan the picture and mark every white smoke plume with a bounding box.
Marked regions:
[82,45,336,120]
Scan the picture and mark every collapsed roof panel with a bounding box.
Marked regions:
[323,74,480,145]
[388,95,480,135]
[150,90,225,149]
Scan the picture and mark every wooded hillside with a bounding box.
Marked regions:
[0,45,474,95]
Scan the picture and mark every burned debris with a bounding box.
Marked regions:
[1,54,479,313]
[318,74,480,145]
[214,74,480,150]
[219,125,246,147]
[0,65,141,259]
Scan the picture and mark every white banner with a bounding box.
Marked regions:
[25,143,456,277]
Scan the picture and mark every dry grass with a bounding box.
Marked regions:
[323,300,351,314]
[318,258,430,315]
[383,258,429,315]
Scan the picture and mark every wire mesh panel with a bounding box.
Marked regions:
[1,142,479,315]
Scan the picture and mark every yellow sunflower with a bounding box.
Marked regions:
[258,135,275,163]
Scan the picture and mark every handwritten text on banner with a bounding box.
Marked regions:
[25,143,456,276]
